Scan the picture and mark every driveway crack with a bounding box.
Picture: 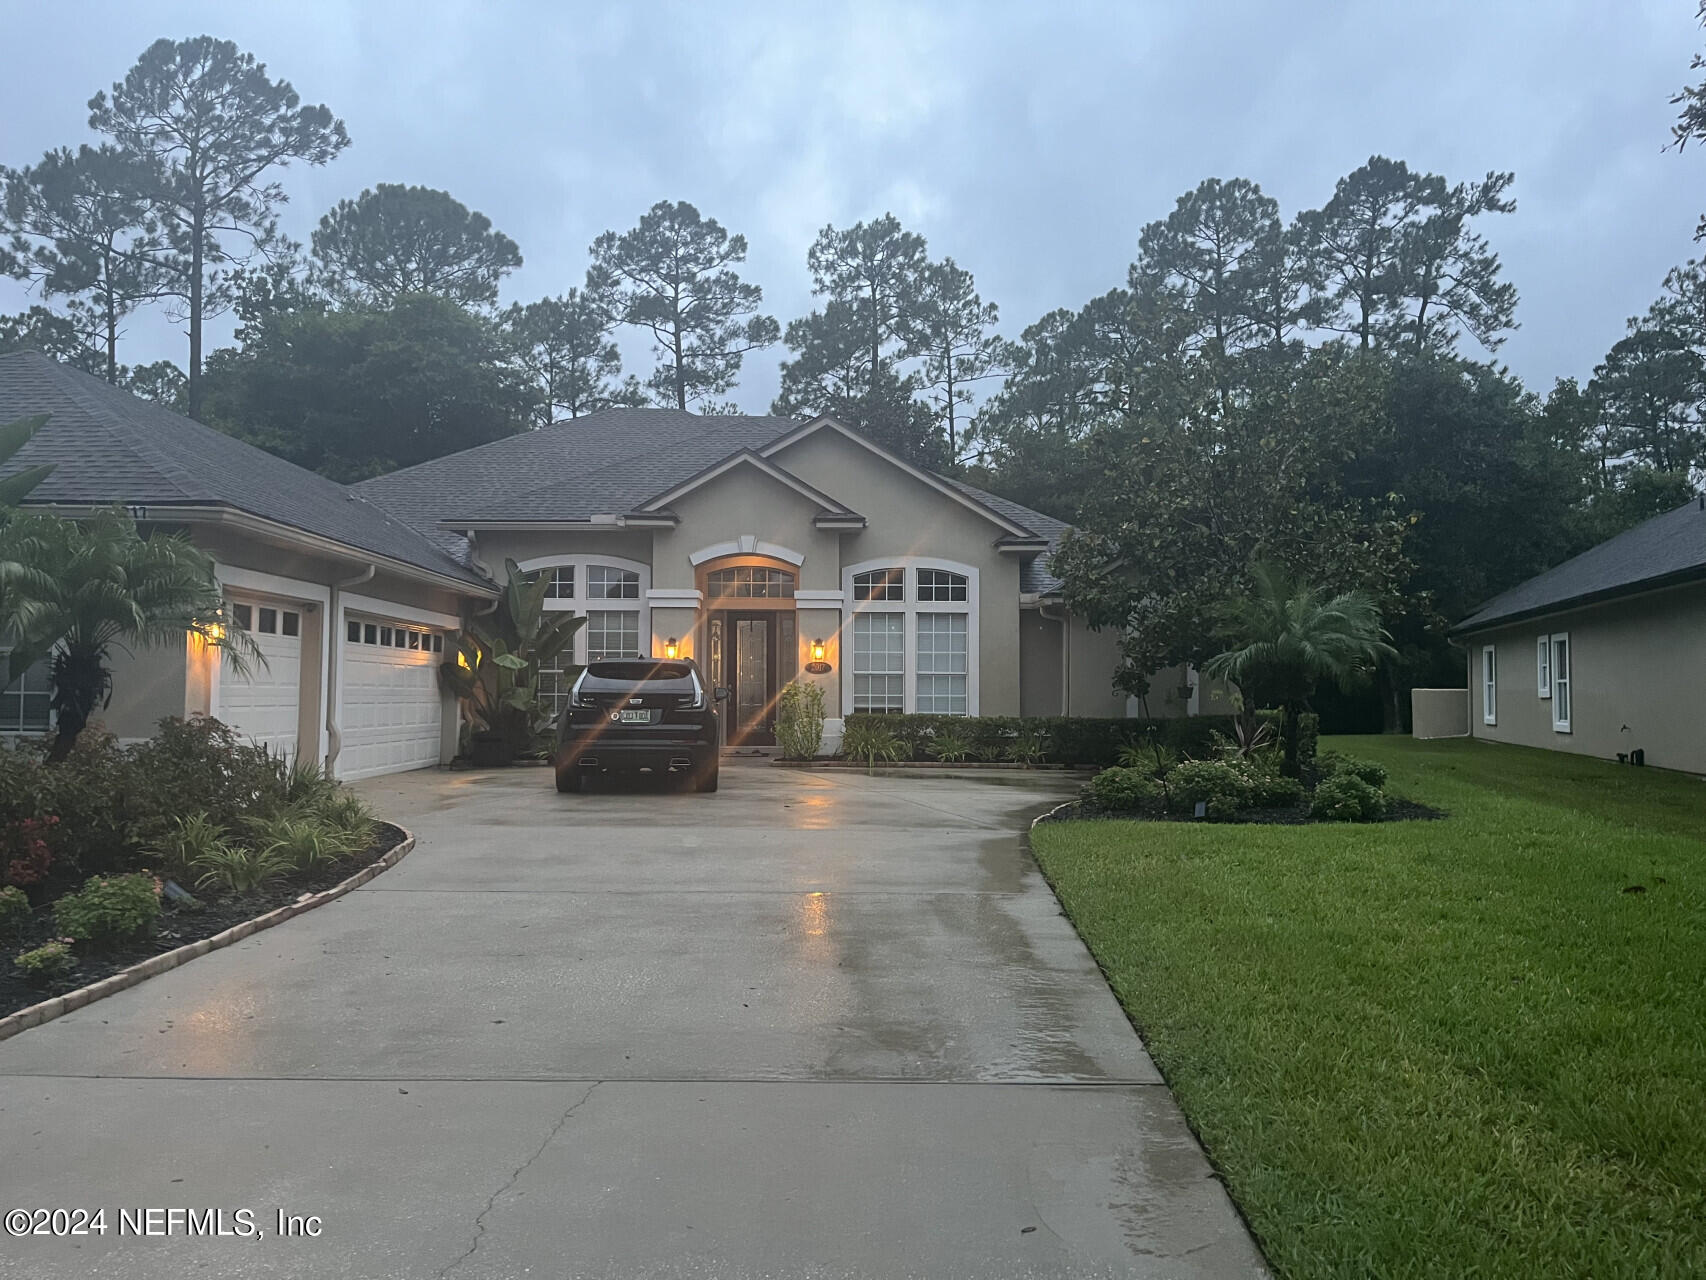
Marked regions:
[438,1080,602,1278]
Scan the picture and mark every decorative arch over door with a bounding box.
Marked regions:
[696,555,800,746]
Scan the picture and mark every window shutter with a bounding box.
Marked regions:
[1536,635,1550,698]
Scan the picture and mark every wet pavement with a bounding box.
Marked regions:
[0,763,1267,1278]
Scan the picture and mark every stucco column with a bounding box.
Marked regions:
[796,605,843,755]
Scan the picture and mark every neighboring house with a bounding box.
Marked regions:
[0,351,1195,776]
[1453,495,1706,775]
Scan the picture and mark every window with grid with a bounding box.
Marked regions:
[852,568,904,601]
[538,648,574,721]
[542,566,575,600]
[916,569,968,602]
[586,565,639,599]
[916,613,968,714]
[0,657,52,734]
[586,610,641,660]
[852,612,905,712]
[705,566,795,598]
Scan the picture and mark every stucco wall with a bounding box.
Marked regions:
[771,429,1025,715]
[1412,688,1469,739]
[1465,581,1706,774]
[651,465,842,591]
[94,637,191,742]
[1019,611,1063,716]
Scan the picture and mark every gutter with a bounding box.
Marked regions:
[1039,602,1072,716]
[324,563,376,776]
[25,502,495,598]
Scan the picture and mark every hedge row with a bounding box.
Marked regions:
[839,713,1240,767]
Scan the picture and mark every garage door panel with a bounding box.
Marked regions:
[338,620,447,781]
[219,598,305,761]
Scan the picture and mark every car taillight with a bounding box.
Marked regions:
[678,687,705,710]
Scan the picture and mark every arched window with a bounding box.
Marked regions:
[706,566,795,598]
[842,559,979,717]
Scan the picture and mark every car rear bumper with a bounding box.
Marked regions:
[556,723,718,774]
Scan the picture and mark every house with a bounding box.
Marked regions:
[1452,495,1706,774]
[0,351,491,779]
[0,350,1194,777]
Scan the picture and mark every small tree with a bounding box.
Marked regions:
[1201,563,1395,778]
[441,559,583,758]
[2,509,258,760]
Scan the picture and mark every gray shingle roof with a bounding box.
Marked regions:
[358,408,1074,593]
[0,351,490,589]
[1455,496,1706,632]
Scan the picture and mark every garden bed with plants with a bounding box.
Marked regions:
[1,718,399,1020]
[1061,742,1445,825]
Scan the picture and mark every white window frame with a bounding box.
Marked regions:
[1550,632,1571,733]
[1481,644,1497,725]
[1536,635,1550,699]
[514,554,651,664]
[0,651,55,736]
[840,557,979,717]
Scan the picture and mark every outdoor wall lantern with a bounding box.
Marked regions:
[664,637,679,660]
[804,638,832,675]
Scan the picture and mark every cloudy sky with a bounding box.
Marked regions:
[3,1,1703,410]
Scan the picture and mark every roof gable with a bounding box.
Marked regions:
[634,449,861,521]
[759,416,1040,541]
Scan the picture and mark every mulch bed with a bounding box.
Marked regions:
[0,822,407,1021]
[1039,797,1446,825]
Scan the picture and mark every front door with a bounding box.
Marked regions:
[710,610,797,746]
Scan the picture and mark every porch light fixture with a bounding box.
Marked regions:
[804,637,832,676]
[811,638,826,662]
[665,637,679,660]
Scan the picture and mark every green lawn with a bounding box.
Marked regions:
[1031,736,1706,1279]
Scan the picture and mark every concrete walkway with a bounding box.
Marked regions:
[0,764,1266,1279]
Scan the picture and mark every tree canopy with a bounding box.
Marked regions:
[588,200,777,410]
[202,292,535,479]
[312,183,522,308]
[88,35,348,415]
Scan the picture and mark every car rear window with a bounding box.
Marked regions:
[582,660,696,686]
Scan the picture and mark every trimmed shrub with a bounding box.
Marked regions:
[775,680,827,760]
[123,717,289,848]
[14,938,76,986]
[1162,759,1255,817]
[1087,767,1164,813]
[1310,773,1387,822]
[0,884,30,933]
[1247,771,1306,808]
[839,714,1239,769]
[54,872,161,948]
[1318,751,1389,789]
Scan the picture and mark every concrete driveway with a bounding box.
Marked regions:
[0,763,1265,1279]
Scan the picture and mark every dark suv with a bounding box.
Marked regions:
[555,659,726,793]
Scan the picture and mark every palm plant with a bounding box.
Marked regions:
[1201,562,1396,778]
[0,415,55,672]
[440,558,584,758]
[4,508,259,761]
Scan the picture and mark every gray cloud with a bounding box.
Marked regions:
[3,0,1701,408]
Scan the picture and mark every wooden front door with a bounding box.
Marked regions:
[709,610,796,746]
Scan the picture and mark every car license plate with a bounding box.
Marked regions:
[615,709,650,724]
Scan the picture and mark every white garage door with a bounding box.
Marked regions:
[219,598,304,760]
[339,615,447,780]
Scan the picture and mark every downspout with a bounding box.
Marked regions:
[324,562,376,776]
[1039,603,1071,717]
